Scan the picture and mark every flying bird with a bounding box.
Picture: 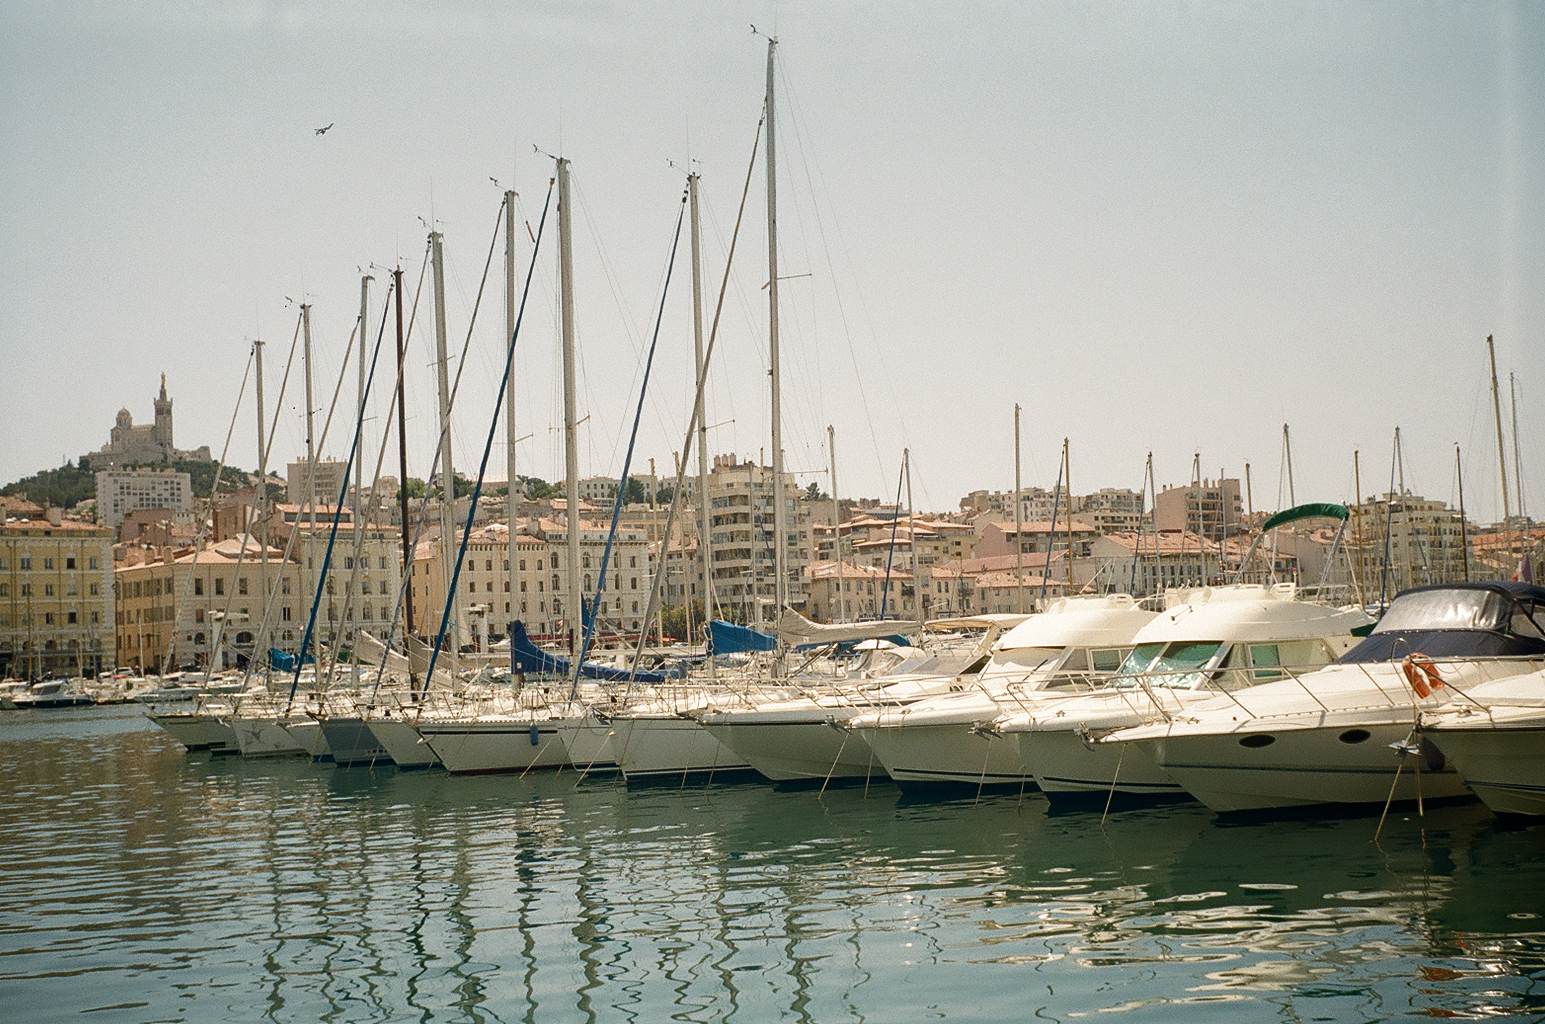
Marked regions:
[315,123,333,135]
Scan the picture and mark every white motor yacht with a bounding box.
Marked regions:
[849,596,1156,793]
[1110,582,1545,814]
[998,583,1371,803]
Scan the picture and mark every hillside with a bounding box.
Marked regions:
[1,458,250,509]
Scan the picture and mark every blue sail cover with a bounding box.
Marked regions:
[706,619,905,655]
[268,648,313,672]
[506,621,675,683]
[706,619,777,655]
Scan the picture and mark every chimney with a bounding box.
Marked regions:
[47,506,62,526]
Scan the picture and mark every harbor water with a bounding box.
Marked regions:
[2,705,1542,1023]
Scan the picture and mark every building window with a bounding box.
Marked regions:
[282,606,292,621]
[194,578,204,596]
[43,557,53,570]
[65,557,76,570]
[238,577,248,595]
[67,611,78,624]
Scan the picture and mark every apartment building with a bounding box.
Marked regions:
[95,468,193,531]
[0,516,114,678]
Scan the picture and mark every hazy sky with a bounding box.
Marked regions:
[2,1,1540,523]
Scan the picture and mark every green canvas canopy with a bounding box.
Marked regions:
[1259,502,1349,533]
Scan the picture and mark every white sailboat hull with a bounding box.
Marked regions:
[611,712,752,782]
[231,713,309,757]
[699,707,884,784]
[417,715,574,774]
[366,715,439,769]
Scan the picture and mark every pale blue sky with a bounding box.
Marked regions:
[2,1,1539,523]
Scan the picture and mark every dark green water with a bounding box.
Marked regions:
[1,705,1541,1023]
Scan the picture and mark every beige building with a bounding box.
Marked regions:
[1348,491,1472,598]
[703,454,810,625]
[1154,478,1243,542]
[804,561,919,624]
[286,459,351,509]
[0,516,115,678]
[975,519,1101,560]
[1089,531,1225,596]
[115,538,296,673]
[409,516,653,648]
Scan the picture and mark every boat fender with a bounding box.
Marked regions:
[1400,653,1444,699]
[529,721,540,746]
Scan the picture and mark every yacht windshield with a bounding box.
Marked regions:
[1114,641,1223,690]
[1373,589,1506,634]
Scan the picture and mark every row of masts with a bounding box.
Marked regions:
[226,40,787,678]
[198,36,1528,680]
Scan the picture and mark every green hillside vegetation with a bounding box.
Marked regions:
[0,458,96,509]
[1,457,248,509]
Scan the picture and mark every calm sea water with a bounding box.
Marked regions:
[1,705,1541,1024]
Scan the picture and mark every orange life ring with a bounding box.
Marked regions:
[1401,652,1444,698]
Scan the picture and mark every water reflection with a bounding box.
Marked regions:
[0,707,1540,1023]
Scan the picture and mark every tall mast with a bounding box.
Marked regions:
[1351,450,1366,606]
[1283,423,1295,506]
[357,277,370,519]
[1014,404,1023,614]
[1456,443,1470,583]
[301,302,317,618]
[254,338,269,681]
[689,172,715,654]
[1511,372,1526,522]
[1064,439,1074,592]
[558,157,583,658]
[829,425,841,624]
[904,448,916,622]
[351,274,370,666]
[393,268,415,647]
[430,230,460,652]
[504,190,519,635]
[765,37,788,626]
[1487,336,1514,550]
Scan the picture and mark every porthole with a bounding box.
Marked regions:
[1338,729,1371,745]
[1239,734,1275,749]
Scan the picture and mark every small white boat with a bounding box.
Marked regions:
[8,678,96,709]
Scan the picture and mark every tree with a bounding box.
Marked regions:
[403,477,427,499]
[804,481,826,501]
[623,477,649,506]
[523,476,558,500]
[658,599,706,643]
[655,483,675,505]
